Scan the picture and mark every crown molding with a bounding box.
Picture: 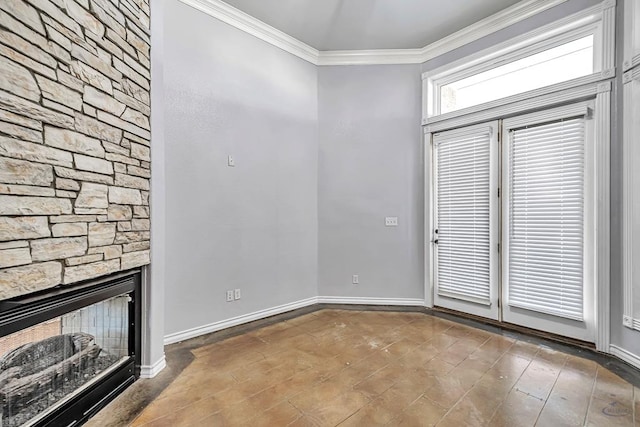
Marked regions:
[416,0,570,64]
[180,0,572,66]
[179,0,319,64]
[317,49,425,66]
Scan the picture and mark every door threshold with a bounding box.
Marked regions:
[431,306,596,351]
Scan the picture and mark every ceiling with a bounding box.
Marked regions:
[221,0,523,51]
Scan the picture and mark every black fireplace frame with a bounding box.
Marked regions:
[0,270,142,427]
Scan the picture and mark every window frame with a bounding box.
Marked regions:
[422,0,616,123]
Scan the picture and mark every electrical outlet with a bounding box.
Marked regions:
[352,274,359,284]
[234,288,241,300]
[226,290,234,302]
[385,217,398,227]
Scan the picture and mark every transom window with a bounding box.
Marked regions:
[440,36,594,114]
[423,3,613,120]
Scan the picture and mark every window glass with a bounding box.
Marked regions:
[441,36,594,114]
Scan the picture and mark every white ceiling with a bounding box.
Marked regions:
[221,0,523,51]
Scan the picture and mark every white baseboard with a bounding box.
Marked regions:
[139,355,166,379]
[609,344,640,370]
[163,296,428,346]
[317,296,426,307]
[163,296,319,345]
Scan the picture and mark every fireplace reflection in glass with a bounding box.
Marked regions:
[0,294,130,427]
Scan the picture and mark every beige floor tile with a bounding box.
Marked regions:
[134,396,221,427]
[489,389,544,427]
[398,342,440,366]
[89,309,639,427]
[447,354,495,389]
[353,363,404,398]
[481,352,532,389]
[507,340,540,360]
[536,359,595,427]
[337,399,397,426]
[585,396,634,427]
[390,395,447,426]
[251,401,303,427]
[635,387,640,426]
[593,366,636,402]
[437,383,506,427]
[297,390,370,426]
[423,374,468,409]
[514,358,564,400]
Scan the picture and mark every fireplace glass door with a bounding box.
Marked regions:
[0,293,131,427]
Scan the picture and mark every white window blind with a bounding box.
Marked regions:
[508,117,585,320]
[435,129,491,304]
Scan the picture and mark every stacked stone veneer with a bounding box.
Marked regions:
[0,0,151,300]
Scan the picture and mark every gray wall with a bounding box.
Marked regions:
[148,0,167,369]
[317,65,424,299]
[163,0,318,336]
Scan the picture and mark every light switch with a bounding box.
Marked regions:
[227,155,235,167]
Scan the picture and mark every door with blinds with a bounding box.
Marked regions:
[501,105,595,342]
[433,122,500,320]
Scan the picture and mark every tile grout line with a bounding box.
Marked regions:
[581,365,600,426]
[435,339,528,425]
[484,345,539,424]
[632,385,636,426]
[532,354,569,426]
[486,346,542,425]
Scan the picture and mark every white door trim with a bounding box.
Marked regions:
[594,83,611,351]
[424,127,434,308]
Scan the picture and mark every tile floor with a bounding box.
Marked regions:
[90,309,640,426]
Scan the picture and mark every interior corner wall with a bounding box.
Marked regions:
[162,0,318,337]
[147,0,167,371]
[317,65,424,300]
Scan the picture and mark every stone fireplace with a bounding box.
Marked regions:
[0,0,152,423]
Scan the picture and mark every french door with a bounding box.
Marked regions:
[433,122,500,320]
[432,104,595,342]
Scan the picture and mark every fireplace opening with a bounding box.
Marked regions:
[0,271,141,427]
